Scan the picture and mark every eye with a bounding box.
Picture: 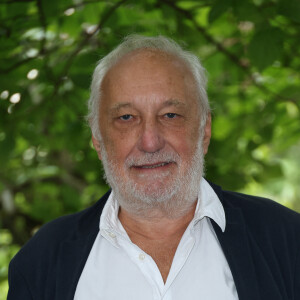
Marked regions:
[165,113,178,119]
[119,114,133,121]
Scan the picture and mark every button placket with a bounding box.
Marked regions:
[139,253,146,261]
[108,232,116,238]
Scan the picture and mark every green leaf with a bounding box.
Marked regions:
[233,1,259,22]
[0,134,15,166]
[71,73,91,90]
[248,27,283,70]
[208,0,231,23]
[278,0,300,23]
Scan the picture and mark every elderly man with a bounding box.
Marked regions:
[7,35,300,300]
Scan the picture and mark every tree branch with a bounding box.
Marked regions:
[0,56,37,73]
[1,13,37,23]
[0,0,33,4]
[161,0,299,107]
[64,0,105,10]
[36,0,47,54]
[161,0,249,71]
[0,45,59,74]
[51,0,128,98]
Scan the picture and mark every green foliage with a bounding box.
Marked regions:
[0,0,299,297]
[248,27,284,70]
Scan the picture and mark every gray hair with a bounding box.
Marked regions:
[87,34,210,141]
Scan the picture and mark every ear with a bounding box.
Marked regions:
[202,113,211,155]
[92,135,102,161]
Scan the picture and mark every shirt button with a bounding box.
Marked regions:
[108,232,116,238]
[139,253,145,260]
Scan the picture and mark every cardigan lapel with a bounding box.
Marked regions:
[208,181,261,300]
[212,206,261,300]
[54,194,109,300]
[55,231,98,300]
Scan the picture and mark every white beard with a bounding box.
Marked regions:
[100,137,205,219]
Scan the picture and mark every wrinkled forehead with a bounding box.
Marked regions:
[101,48,197,97]
[113,48,189,69]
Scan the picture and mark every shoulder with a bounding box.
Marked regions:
[214,183,300,251]
[222,188,300,225]
[209,181,300,238]
[10,191,110,267]
[210,180,300,223]
[7,191,110,298]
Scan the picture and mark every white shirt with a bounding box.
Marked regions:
[74,178,238,300]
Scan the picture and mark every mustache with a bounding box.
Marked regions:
[125,151,180,167]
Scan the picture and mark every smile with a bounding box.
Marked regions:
[133,162,172,169]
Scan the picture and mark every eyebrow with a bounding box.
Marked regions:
[162,99,187,108]
[109,99,186,114]
[110,102,132,113]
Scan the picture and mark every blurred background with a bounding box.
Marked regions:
[0,0,299,297]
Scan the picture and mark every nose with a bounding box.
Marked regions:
[137,119,165,153]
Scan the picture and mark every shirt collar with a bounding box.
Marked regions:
[100,177,226,237]
[100,191,126,236]
[194,178,226,232]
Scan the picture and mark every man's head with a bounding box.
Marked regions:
[88,35,211,218]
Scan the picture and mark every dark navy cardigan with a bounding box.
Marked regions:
[7,182,300,300]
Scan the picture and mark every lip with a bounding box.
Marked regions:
[132,161,173,170]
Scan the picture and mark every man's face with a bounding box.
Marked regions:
[93,50,211,215]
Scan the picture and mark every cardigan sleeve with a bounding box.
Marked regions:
[7,261,33,300]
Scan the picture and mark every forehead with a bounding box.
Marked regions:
[104,49,193,82]
[100,49,198,108]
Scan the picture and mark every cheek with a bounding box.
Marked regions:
[173,120,200,148]
[102,128,137,161]
[167,131,198,159]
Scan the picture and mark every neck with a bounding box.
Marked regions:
[118,201,197,240]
